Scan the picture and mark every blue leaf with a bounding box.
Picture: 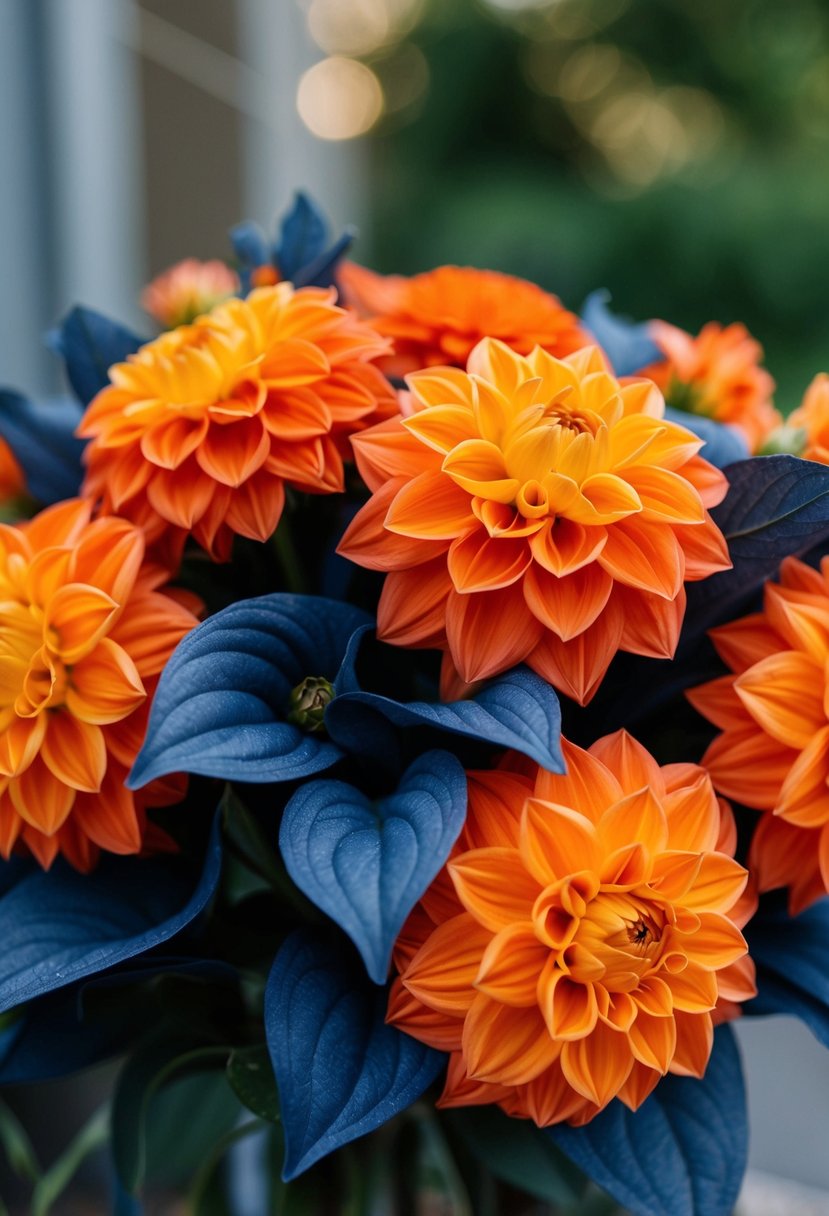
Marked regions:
[548,1026,746,1216]
[229,220,270,271]
[683,455,829,648]
[664,407,749,470]
[327,628,564,773]
[50,306,146,406]
[279,751,467,983]
[265,931,445,1179]
[746,896,829,1047]
[0,390,85,502]
[581,290,661,376]
[129,595,371,788]
[276,192,330,281]
[293,229,355,291]
[0,815,222,1014]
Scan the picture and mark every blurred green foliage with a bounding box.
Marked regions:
[363,0,829,405]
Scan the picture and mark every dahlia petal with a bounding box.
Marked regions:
[24,498,92,549]
[476,922,550,1007]
[223,470,286,542]
[393,904,437,972]
[442,439,518,503]
[560,1019,633,1107]
[538,966,599,1041]
[45,584,119,664]
[0,714,46,778]
[352,417,442,492]
[673,518,732,581]
[632,976,674,1017]
[445,583,543,683]
[596,989,638,1031]
[339,478,446,571]
[520,799,602,886]
[385,471,474,540]
[9,754,75,835]
[516,1060,589,1126]
[617,584,686,659]
[71,769,143,854]
[680,853,748,914]
[589,730,664,797]
[109,591,198,677]
[21,823,61,869]
[438,1052,513,1109]
[598,786,668,858]
[776,725,829,827]
[597,518,683,599]
[624,465,706,524]
[259,335,331,386]
[523,563,612,641]
[715,954,757,1004]
[0,793,22,859]
[40,714,106,793]
[763,583,829,660]
[65,638,146,725]
[146,463,216,528]
[463,770,532,850]
[579,473,642,522]
[734,652,826,750]
[608,415,699,470]
[401,913,491,1016]
[627,1009,676,1072]
[649,851,703,902]
[387,979,464,1052]
[534,738,623,822]
[669,1010,713,1078]
[617,1061,661,1111]
[447,529,531,593]
[528,596,624,706]
[528,518,607,577]
[749,814,823,911]
[448,847,541,931]
[24,546,73,608]
[403,403,479,454]
[664,963,718,1013]
[71,519,145,604]
[680,454,729,508]
[686,675,751,732]
[377,558,453,648]
[195,417,270,487]
[708,613,784,673]
[463,994,559,1086]
[678,912,747,969]
[701,726,794,812]
[139,414,208,469]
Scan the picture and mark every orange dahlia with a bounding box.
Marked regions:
[0,437,24,503]
[689,555,829,913]
[788,373,829,464]
[0,497,198,871]
[338,339,731,705]
[141,258,239,329]
[641,320,780,454]
[339,263,588,378]
[388,732,755,1126]
[79,284,396,562]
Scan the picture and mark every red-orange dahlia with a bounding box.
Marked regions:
[388,732,755,1127]
[788,373,829,464]
[0,437,24,503]
[689,555,829,913]
[0,498,198,871]
[79,284,397,562]
[641,320,780,453]
[141,258,240,329]
[338,339,731,705]
[340,263,588,378]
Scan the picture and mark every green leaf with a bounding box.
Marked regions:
[31,1102,109,1216]
[187,1120,262,1216]
[0,1097,40,1182]
[227,1043,280,1123]
[144,1071,242,1188]
[410,1108,473,1216]
[111,1038,230,1192]
[446,1106,585,1207]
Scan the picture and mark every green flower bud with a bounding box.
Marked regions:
[286,675,335,734]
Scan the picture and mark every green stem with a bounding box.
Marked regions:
[271,516,307,595]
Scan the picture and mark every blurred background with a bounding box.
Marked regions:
[2,0,829,1210]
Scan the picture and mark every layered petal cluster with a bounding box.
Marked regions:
[0,498,198,870]
[388,732,755,1126]
[141,258,239,328]
[689,556,829,912]
[79,284,396,561]
[340,263,588,378]
[338,339,731,704]
[642,320,780,453]
[788,373,829,464]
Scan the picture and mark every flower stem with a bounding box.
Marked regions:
[271,516,307,595]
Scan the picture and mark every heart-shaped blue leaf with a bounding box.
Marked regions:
[0,391,85,503]
[265,931,444,1179]
[49,306,146,406]
[129,595,371,788]
[581,290,662,376]
[328,627,564,774]
[664,407,749,470]
[548,1026,746,1216]
[0,815,222,1014]
[280,751,467,983]
[746,895,829,1047]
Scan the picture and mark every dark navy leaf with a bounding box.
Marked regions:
[747,895,829,1047]
[279,751,467,983]
[228,220,270,272]
[129,595,371,788]
[664,407,749,470]
[293,229,355,291]
[548,1026,746,1216]
[328,628,564,773]
[581,290,661,376]
[0,816,222,1014]
[0,391,85,502]
[276,192,330,281]
[684,455,829,647]
[50,306,146,406]
[265,931,445,1179]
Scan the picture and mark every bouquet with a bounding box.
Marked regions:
[1,191,828,1216]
